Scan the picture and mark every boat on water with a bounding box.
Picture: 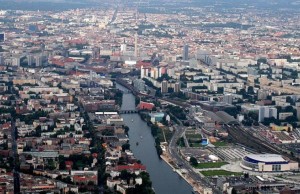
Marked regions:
[136,142,139,146]
[140,136,143,139]
[131,119,133,122]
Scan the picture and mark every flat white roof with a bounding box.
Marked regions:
[95,112,118,115]
[246,154,286,162]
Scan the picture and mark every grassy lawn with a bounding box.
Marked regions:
[212,141,228,147]
[186,134,202,139]
[157,127,173,143]
[164,129,173,143]
[189,143,203,147]
[157,130,164,142]
[176,137,186,147]
[200,170,243,177]
[194,162,228,169]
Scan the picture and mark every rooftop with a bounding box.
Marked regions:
[245,154,286,163]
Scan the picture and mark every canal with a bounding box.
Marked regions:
[116,83,192,194]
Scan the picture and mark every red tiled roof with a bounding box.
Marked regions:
[114,163,146,172]
[65,161,73,165]
[92,153,98,158]
[137,102,154,111]
[73,175,97,182]
[136,61,151,68]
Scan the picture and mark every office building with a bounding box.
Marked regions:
[27,55,34,66]
[258,106,278,122]
[258,90,268,100]
[222,94,233,104]
[140,66,150,79]
[12,56,21,66]
[182,44,189,61]
[161,80,168,93]
[174,82,181,93]
[0,54,4,65]
[92,47,100,59]
[149,112,165,123]
[35,55,43,67]
[120,44,127,53]
[297,106,300,121]
[150,67,162,79]
[0,33,5,42]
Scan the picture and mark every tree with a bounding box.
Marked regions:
[285,106,294,113]
[247,86,254,94]
[231,188,238,194]
[87,181,94,186]
[285,116,298,123]
[155,89,162,97]
[217,87,224,94]
[122,143,130,152]
[59,155,66,170]
[119,170,131,183]
[291,151,294,157]
[150,125,159,137]
[124,126,130,134]
[257,58,267,64]
[35,126,42,137]
[189,157,198,166]
[47,159,56,170]
[248,112,258,121]
[286,96,294,104]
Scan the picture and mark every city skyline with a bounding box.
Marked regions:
[0,1,300,194]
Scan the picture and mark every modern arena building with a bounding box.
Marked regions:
[240,154,298,172]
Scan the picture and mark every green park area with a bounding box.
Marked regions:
[194,162,228,169]
[200,170,243,177]
[185,133,202,139]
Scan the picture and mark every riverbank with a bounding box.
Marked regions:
[117,83,193,194]
[160,151,204,194]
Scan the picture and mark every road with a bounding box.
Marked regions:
[11,117,20,193]
[183,131,190,148]
[168,120,222,194]
[108,6,119,25]
[9,86,20,193]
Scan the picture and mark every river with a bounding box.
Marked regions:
[116,83,192,194]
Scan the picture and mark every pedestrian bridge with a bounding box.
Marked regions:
[119,110,138,114]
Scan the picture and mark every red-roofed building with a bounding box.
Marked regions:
[65,161,73,170]
[113,163,146,173]
[136,61,151,69]
[0,122,11,130]
[73,175,97,185]
[137,101,155,111]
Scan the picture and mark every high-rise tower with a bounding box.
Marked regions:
[182,44,189,61]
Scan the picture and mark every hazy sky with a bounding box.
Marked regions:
[0,0,299,11]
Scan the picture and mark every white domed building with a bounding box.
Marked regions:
[240,154,298,172]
